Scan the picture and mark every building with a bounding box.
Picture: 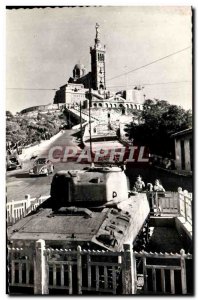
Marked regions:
[54,83,88,108]
[54,23,145,110]
[171,128,192,173]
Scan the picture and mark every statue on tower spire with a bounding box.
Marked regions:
[96,23,100,39]
[95,23,101,47]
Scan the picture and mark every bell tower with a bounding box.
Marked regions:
[90,23,106,90]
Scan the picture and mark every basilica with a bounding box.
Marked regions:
[54,23,145,111]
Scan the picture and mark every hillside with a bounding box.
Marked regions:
[6,110,67,150]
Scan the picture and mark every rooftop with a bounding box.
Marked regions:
[171,128,192,138]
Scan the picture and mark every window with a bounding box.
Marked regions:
[190,138,193,171]
[180,140,185,170]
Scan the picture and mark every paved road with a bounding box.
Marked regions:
[6,130,88,201]
[7,129,192,202]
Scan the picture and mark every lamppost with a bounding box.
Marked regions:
[80,101,83,143]
[88,81,94,167]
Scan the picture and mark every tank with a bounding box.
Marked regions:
[8,166,150,251]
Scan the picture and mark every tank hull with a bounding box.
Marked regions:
[8,193,150,251]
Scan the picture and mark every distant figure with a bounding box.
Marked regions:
[153,179,165,192]
[165,159,171,169]
[133,175,145,192]
[146,183,154,212]
[146,183,153,192]
[153,179,165,215]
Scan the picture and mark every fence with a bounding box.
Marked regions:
[8,241,133,295]
[134,250,192,294]
[147,188,192,225]
[8,240,192,295]
[6,188,192,227]
[6,194,49,225]
[45,246,125,295]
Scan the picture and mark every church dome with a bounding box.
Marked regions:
[74,63,85,70]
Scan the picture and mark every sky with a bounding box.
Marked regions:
[6,6,192,114]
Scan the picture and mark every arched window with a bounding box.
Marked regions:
[99,103,102,107]
[76,69,80,76]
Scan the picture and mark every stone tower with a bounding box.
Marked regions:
[90,23,106,90]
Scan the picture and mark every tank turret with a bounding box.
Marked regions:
[50,166,128,209]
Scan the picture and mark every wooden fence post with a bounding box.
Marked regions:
[34,239,49,294]
[180,249,187,294]
[122,243,135,294]
[25,194,31,211]
[11,200,17,224]
[10,200,15,224]
[77,245,82,294]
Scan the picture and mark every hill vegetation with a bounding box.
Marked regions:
[6,110,66,149]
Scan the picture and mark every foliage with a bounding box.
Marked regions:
[127,99,192,157]
[6,110,66,148]
[6,111,14,118]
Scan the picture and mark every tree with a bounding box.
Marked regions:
[6,111,14,119]
[6,121,27,144]
[127,100,192,157]
[6,109,67,147]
